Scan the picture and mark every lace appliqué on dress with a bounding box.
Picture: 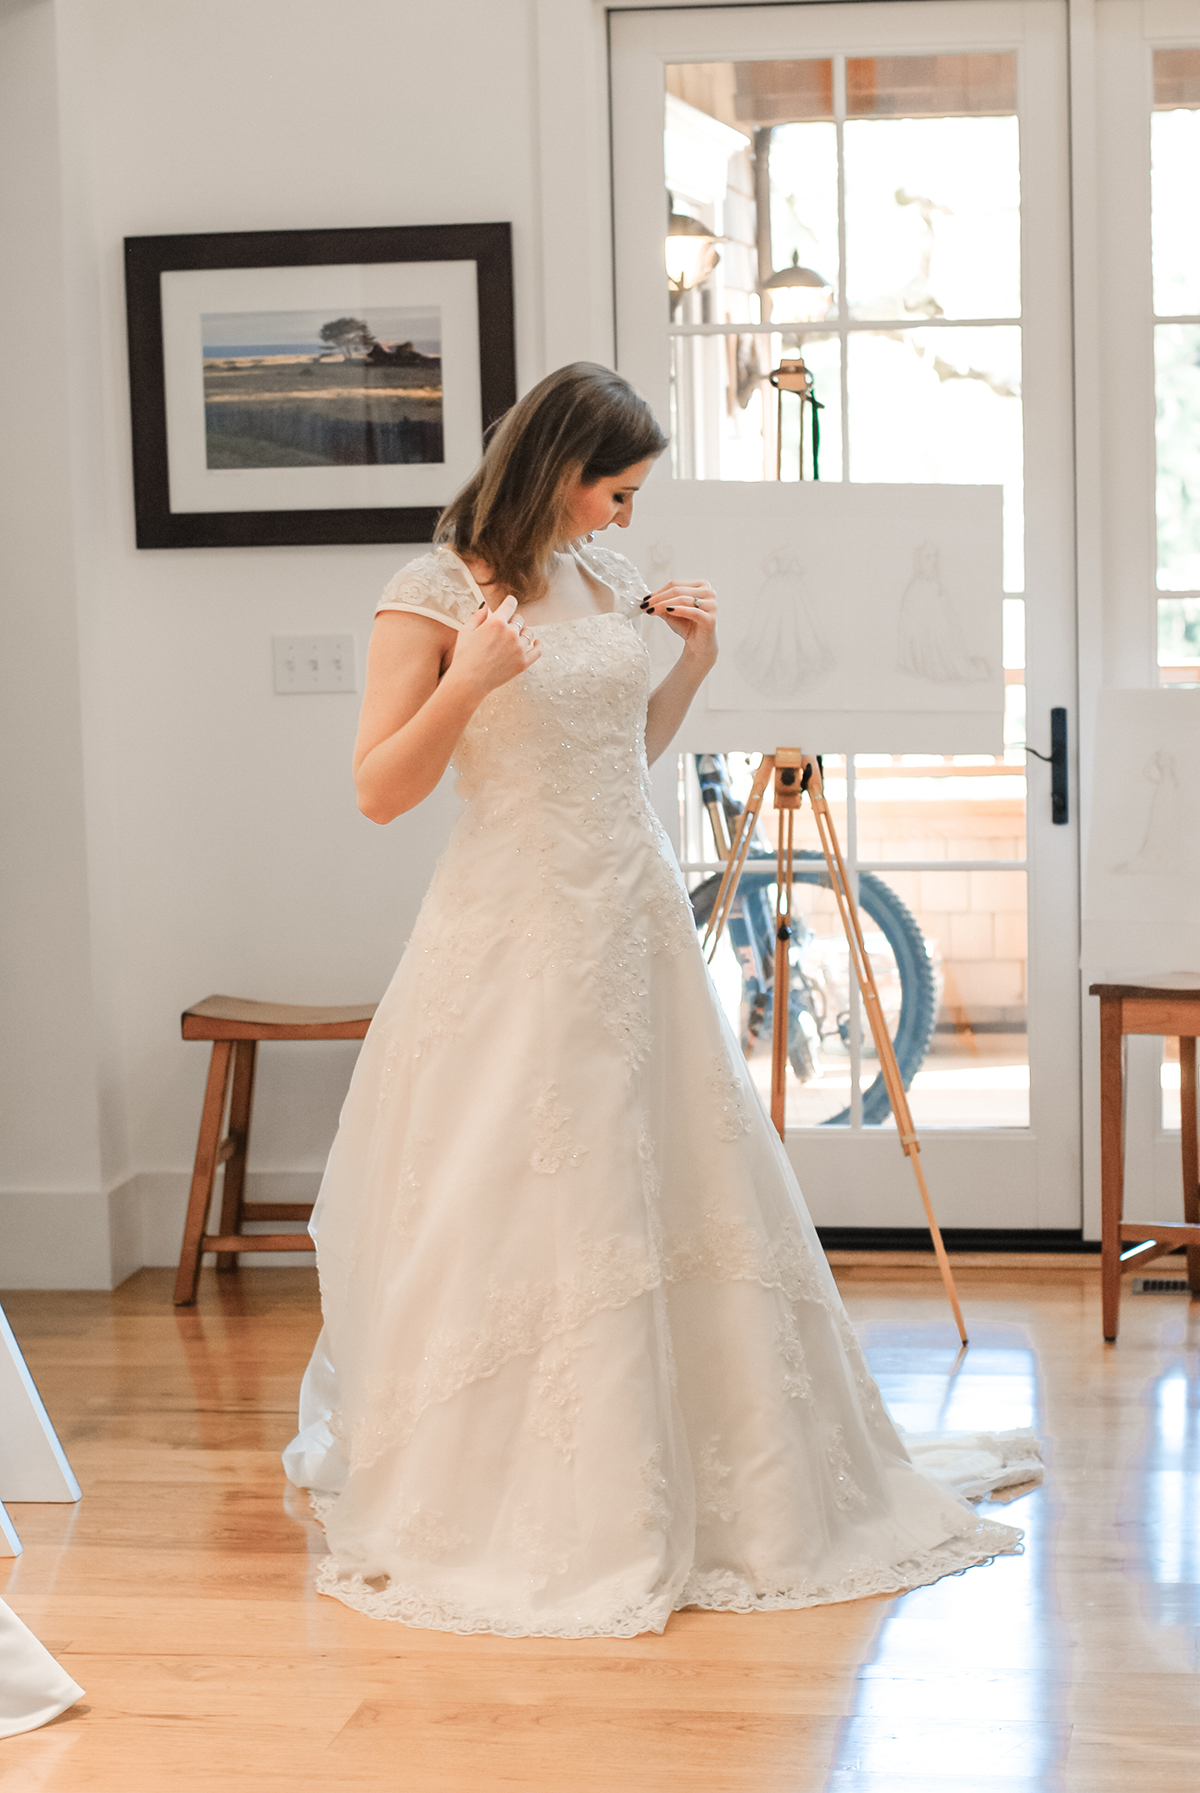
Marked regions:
[708,1051,754,1143]
[664,1212,836,1312]
[529,1338,587,1461]
[695,1439,738,1525]
[776,1308,814,1402]
[393,1503,469,1559]
[376,550,479,627]
[349,1233,661,1471]
[577,542,649,616]
[512,1507,571,1591]
[530,1085,586,1175]
[347,1215,835,1471]
[825,1426,868,1512]
[636,1445,671,1532]
[835,1310,898,1439]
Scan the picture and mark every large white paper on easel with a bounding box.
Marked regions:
[0,1305,80,1504]
[619,480,1004,754]
[1082,690,1200,973]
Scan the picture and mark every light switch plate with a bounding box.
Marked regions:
[273,634,357,694]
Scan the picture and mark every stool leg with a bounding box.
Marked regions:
[216,1040,257,1273]
[1181,1036,1200,1295]
[175,1041,234,1307]
[1100,998,1125,1342]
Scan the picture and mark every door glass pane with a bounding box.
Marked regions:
[1151,105,1200,316]
[846,53,1017,118]
[847,327,1024,588]
[844,114,1020,321]
[855,766,1027,1130]
[1158,595,1200,683]
[669,327,843,482]
[768,121,840,310]
[1154,323,1200,592]
[1151,50,1200,674]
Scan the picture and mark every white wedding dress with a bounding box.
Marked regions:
[284,541,1039,1638]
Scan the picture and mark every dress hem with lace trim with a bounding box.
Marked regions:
[307,1501,1024,1639]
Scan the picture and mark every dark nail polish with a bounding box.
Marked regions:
[666,604,675,611]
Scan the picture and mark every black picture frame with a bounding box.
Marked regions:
[124,222,516,549]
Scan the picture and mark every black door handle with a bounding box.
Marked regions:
[1027,707,1068,824]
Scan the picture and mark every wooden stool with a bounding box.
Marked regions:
[174,995,377,1306]
[1090,983,1200,1341]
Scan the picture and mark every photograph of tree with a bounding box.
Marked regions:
[200,306,442,469]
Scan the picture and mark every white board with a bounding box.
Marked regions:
[1083,689,1200,973]
[0,1305,80,1504]
[620,480,1004,754]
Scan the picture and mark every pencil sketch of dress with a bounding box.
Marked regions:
[734,550,835,698]
[1115,750,1187,875]
[897,544,989,683]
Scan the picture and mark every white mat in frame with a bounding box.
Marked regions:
[620,480,1005,755]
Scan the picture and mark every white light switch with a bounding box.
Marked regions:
[273,634,357,694]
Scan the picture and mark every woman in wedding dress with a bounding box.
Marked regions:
[284,363,1036,1638]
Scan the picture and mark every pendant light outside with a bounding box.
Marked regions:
[761,249,833,323]
[666,203,726,293]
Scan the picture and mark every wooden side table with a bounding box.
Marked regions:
[1090,983,1200,1341]
[174,995,377,1306]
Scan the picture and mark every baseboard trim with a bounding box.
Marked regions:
[815,1227,1100,1254]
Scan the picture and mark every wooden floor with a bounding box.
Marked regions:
[3,1266,1199,1791]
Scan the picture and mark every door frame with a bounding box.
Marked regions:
[609,1,1083,1233]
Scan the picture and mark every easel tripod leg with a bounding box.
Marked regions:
[805,761,967,1345]
[699,750,968,1344]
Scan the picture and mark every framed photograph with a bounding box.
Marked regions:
[124,222,516,548]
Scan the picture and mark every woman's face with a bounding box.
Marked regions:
[564,458,657,539]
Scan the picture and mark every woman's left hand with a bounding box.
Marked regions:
[639,581,718,666]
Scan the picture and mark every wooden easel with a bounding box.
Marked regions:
[702,750,968,1346]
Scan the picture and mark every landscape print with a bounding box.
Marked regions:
[201,306,442,469]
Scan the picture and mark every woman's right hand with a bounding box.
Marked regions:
[446,594,540,699]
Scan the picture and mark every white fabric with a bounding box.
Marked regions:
[374,545,480,629]
[286,544,1038,1637]
[902,1428,1044,1502]
[0,1599,83,1739]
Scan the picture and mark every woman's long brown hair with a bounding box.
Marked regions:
[435,362,667,599]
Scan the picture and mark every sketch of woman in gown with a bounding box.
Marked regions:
[897,543,990,683]
[734,549,835,698]
[1115,749,1187,875]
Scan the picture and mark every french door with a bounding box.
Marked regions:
[611,3,1081,1233]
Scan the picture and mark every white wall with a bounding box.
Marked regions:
[0,0,108,1283]
[1,0,613,1286]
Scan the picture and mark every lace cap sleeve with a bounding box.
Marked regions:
[577,543,650,615]
[375,550,479,631]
